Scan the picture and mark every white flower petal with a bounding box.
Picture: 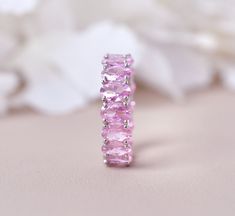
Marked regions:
[218,61,235,91]
[0,71,19,96]
[109,0,155,19]
[0,97,8,116]
[137,44,183,99]
[17,72,87,115]
[158,44,214,91]
[22,0,74,37]
[0,32,18,63]
[0,0,39,15]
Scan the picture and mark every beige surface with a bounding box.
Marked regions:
[0,88,235,216]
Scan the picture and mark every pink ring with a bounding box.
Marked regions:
[100,54,135,167]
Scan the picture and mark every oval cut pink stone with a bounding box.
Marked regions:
[102,101,126,111]
[102,83,132,95]
[100,84,133,101]
[103,118,133,131]
[104,154,133,166]
[116,109,133,120]
[102,54,134,67]
[100,87,117,99]
[101,109,116,121]
[102,143,132,156]
[104,66,132,76]
[102,128,132,142]
[101,104,133,125]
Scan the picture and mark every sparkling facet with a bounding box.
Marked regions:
[102,142,132,156]
[104,154,133,166]
[102,128,132,142]
[102,54,134,67]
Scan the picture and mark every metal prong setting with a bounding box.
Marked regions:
[123,95,129,107]
[104,139,109,145]
[103,64,108,70]
[104,159,108,164]
[123,102,128,107]
[102,96,107,102]
[102,76,108,85]
[103,102,108,109]
[124,75,130,85]
[125,54,131,58]
[123,120,129,129]
[124,54,131,68]
[103,119,109,128]
[124,60,130,68]
[102,54,109,69]
[123,139,129,148]
[104,54,109,59]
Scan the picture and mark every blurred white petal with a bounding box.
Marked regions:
[137,44,214,99]
[0,72,19,96]
[219,61,235,91]
[70,0,156,27]
[137,44,183,99]
[109,0,155,20]
[158,44,214,91]
[16,73,87,115]
[0,32,18,63]
[22,0,74,37]
[0,71,19,116]
[0,0,39,15]
[0,97,7,116]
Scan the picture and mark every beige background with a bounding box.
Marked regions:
[0,87,235,216]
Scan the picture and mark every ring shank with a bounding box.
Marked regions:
[100,54,135,167]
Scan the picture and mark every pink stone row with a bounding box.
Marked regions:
[100,54,135,167]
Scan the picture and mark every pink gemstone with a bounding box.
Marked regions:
[116,109,132,120]
[101,109,131,122]
[103,83,132,94]
[108,120,126,129]
[100,84,132,101]
[102,54,134,67]
[101,104,133,123]
[101,109,116,121]
[113,93,130,103]
[104,154,133,166]
[105,118,134,130]
[102,139,133,166]
[101,101,134,114]
[103,66,132,76]
[100,88,117,100]
[102,73,119,84]
[102,128,132,142]
[102,101,126,110]
[102,143,132,156]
